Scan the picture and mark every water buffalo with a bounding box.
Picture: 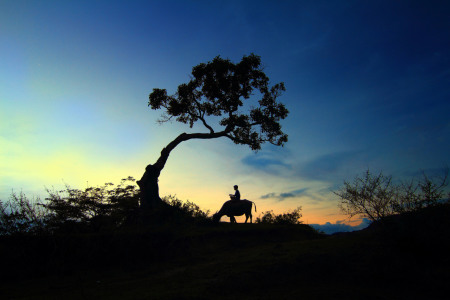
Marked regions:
[212,199,257,223]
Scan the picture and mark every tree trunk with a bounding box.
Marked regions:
[136,163,162,210]
[137,131,228,211]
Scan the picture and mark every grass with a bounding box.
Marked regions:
[2,205,450,299]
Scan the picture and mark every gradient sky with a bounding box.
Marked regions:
[1,0,449,226]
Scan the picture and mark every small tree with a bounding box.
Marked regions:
[138,54,289,210]
[392,170,449,214]
[334,169,395,222]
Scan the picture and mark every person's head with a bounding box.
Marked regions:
[234,185,238,190]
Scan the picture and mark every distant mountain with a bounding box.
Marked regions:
[310,218,372,234]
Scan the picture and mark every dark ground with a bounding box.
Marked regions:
[1,205,449,299]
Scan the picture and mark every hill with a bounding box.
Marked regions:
[1,204,449,299]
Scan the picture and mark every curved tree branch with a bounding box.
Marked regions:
[154,131,229,171]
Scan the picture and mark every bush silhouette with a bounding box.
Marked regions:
[0,177,214,236]
[256,207,303,225]
[0,191,46,235]
[43,177,140,233]
[161,195,210,222]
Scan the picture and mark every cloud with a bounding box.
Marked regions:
[242,155,290,170]
[260,187,309,201]
[260,192,277,199]
[310,218,371,234]
[296,151,364,182]
[241,149,292,175]
[241,149,365,185]
[279,192,295,198]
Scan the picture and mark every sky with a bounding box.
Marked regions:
[1,0,449,230]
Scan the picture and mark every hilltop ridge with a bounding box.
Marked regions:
[1,204,449,299]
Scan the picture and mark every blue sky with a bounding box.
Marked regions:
[1,0,449,226]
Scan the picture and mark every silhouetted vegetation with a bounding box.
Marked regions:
[335,168,449,222]
[44,177,140,233]
[256,206,303,225]
[0,191,47,235]
[158,195,212,225]
[138,53,289,209]
[0,178,214,236]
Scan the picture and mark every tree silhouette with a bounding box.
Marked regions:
[137,54,289,210]
[334,168,449,222]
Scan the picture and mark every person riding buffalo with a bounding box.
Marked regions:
[229,185,240,202]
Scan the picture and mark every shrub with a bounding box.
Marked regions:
[0,191,47,235]
[162,195,210,221]
[335,168,449,222]
[256,207,303,225]
[0,177,214,235]
[44,177,140,232]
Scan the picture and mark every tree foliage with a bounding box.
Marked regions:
[148,53,289,151]
[335,168,449,222]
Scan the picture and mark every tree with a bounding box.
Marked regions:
[137,54,289,210]
[392,169,449,214]
[335,169,395,222]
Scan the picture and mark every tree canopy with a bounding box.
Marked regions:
[148,53,289,151]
